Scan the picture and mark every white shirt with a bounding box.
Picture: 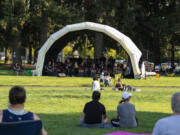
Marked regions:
[100,74,104,80]
[104,76,111,82]
[92,80,100,91]
[152,115,180,135]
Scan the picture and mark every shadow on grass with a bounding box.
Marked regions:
[42,95,91,99]
[38,111,171,135]
[81,84,92,87]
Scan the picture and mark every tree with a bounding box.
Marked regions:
[133,0,180,64]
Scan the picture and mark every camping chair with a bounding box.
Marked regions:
[166,68,175,77]
[0,120,42,135]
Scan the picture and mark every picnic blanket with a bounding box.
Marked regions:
[105,131,151,135]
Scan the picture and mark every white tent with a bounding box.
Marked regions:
[35,22,142,78]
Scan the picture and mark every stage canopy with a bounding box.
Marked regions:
[35,22,142,78]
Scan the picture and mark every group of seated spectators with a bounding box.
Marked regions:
[81,90,180,135]
[91,75,141,92]
[80,91,137,128]
[1,86,180,135]
[43,56,130,78]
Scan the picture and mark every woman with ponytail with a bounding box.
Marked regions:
[111,92,137,127]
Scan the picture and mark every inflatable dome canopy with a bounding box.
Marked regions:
[35,22,142,78]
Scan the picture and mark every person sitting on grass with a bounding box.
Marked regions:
[113,78,124,91]
[13,63,24,76]
[46,61,54,76]
[80,91,108,128]
[0,86,47,135]
[111,91,138,128]
[113,78,141,92]
[92,76,103,91]
[152,92,180,135]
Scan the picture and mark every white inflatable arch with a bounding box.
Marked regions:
[35,22,142,78]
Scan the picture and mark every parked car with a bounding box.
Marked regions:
[144,61,154,72]
[161,62,178,71]
[155,65,161,72]
[174,66,180,73]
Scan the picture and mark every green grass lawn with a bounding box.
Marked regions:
[0,75,180,87]
[0,66,180,135]
[0,86,178,135]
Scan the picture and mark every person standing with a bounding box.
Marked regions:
[152,92,180,135]
[104,73,111,87]
[80,91,107,127]
[100,72,104,84]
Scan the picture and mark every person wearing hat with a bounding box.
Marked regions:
[111,91,137,127]
[80,91,107,127]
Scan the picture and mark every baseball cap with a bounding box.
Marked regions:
[122,91,132,99]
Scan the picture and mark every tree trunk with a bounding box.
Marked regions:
[4,47,8,64]
[35,10,48,64]
[13,32,22,64]
[153,33,161,65]
[40,10,48,46]
[28,45,32,64]
[94,33,103,59]
[34,48,38,64]
[171,43,175,69]
[61,49,64,63]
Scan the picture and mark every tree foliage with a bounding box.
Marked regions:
[0,0,179,64]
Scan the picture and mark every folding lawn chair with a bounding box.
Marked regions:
[0,120,42,135]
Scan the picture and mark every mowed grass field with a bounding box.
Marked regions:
[1,75,180,87]
[0,74,180,135]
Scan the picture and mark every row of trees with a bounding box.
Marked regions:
[0,0,179,65]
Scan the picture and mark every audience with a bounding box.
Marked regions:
[7,56,179,134]
[111,92,138,128]
[152,92,180,135]
[3,77,177,134]
[80,91,108,128]
[43,56,119,77]
[0,86,47,135]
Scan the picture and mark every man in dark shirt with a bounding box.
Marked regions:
[80,91,107,127]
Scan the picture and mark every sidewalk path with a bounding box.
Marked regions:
[0,86,180,89]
